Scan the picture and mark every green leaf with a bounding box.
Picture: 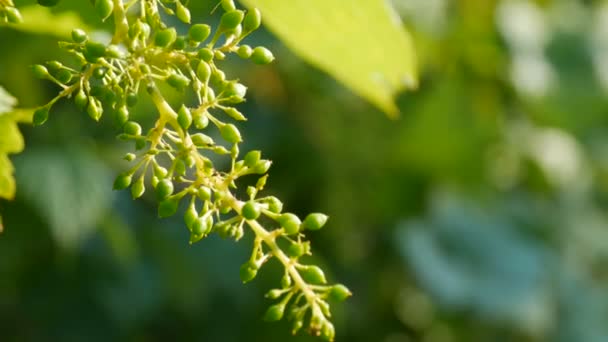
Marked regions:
[239,0,417,117]
[4,5,91,38]
[0,153,16,200]
[0,87,25,201]
[0,115,24,154]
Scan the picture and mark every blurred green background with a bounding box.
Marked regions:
[2,0,608,341]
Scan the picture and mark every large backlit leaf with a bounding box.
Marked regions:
[240,0,417,117]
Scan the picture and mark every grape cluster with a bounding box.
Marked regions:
[30,0,350,340]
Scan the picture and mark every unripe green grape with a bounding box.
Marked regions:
[251,160,272,174]
[221,0,236,11]
[172,36,187,50]
[32,106,50,126]
[114,106,129,126]
[278,213,301,235]
[321,322,335,342]
[106,45,123,58]
[123,153,136,162]
[196,61,211,81]
[153,164,168,179]
[214,50,226,60]
[223,107,246,121]
[84,41,107,62]
[220,123,242,143]
[224,82,247,99]
[287,242,305,258]
[155,27,177,48]
[241,201,260,220]
[264,196,283,214]
[175,2,191,23]
[198,48,214,62]
[124,121,142,136]
[194,111,209,129]
[71,28,88,43]
[175,158,186,175]
[87,98,102,121]
[55,69,72,84]
[244,150,261,168]
[74,89,88,110]
[197,187,212,201]
[263,303,285,322]
[328,284,352,302]
[237,45,253,59]
[184,205,198,229]
[265,289,284,300]
[281,273,291,288]
[92,67,107,79]
[243,8,262,32]
[210,69,226,84]
[37,0,61,7]
[158,196,180,218]
[32,64,49,79]
[135,137,146,150]
[5,7,22,24]
[177,105,192,130]
[251,47,275,65]
[95,0,113,21]
[191,133,214,147]
[220,10,244,31]
[302,213,328,231]
[156,179,174,201]
[239,261,258,283]
[131,176,145,199]
[167,73,190,90]
[299,265,327,284]
[126,92,138,107]
[113,172,132,190]
[189,24,211,42]
[191,216,212,236]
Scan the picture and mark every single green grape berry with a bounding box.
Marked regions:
[167,73,190,90]
[123,121,142,136]
[172,36,187,50]
[153,164,168,179]
[71,28,88,43]
[321,322,335,342]
[189,24,211,42]
[210,69,226,84]
[126,92,138,107]
[114,106,129,127]
[221,0,236,11]
[223,108,246,121]
[251,47,275,65]
[177,105,192,130]
[131,176,145,199]
[198,48,214,62]
[264,196,283,214]
[190,217,206,236]
[278,213,301,235]
[193,111,209,129]
[241,201,260,220]
[156,179,174,201]
[5,7,22,23]
[95,0,113,21]
[155,27,177,48]
[37,0,61,7]
[265,289,283,300]
[175,2,191,23]
[191,133,214,147]
[328,284,352,302]
[287,242,305,258]
[299,265,327,284]
[237,45,253,59]
[124,153,136,162]
[32,65,49,79]
[251,160,272,174]
[184,205,198,229]
[214,50,226,60]
[224,82,247,99]
[32,106,50,126]
[244,150,261,168]
[196,61,211,81]
[158,196,180,218]
[239,261,258,283]
[197,187,212,201]
[220,10,244,31]
[87,99,102,121]
[55,69,72,84]
[74,89,88,110]
[302,213,329,231]
[83,41,107,62]
[263,304,285,322]
[243,8,262,32]
[220,124,242,144]
[113,172,132,190]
